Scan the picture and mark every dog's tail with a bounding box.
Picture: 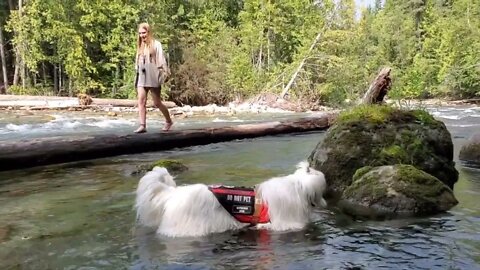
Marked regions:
[135,167,176,228]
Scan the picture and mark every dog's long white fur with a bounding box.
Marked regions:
[135,162,327,237]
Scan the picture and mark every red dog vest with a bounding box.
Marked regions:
[208,185,269,224]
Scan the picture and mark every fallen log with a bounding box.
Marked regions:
[0,114,336,172]
[91,98,176,108]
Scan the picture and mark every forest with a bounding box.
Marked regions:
[0,0,479,106]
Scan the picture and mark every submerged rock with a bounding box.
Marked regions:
[131,159,188,176]
[0,225,12,243]
[308,105,458,198]
[338,165,458,219]
[459,133,480,168]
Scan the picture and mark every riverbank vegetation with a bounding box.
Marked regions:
[0,0,479,106]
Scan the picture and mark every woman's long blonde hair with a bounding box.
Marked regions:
[136,23,155,58]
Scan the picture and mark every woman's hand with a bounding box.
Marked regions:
[158,67,169,84]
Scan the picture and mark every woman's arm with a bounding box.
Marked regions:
[155,40,167,70]
[135,52,138,70]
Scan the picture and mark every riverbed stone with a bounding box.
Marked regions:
[0,225,12,243]
[459,133,480,167]
[131,159,188,175]
[338,165,458,219]
[308,105,458,198]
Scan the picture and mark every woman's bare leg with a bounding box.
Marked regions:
[135,87,148,133]
[150,88,173,131]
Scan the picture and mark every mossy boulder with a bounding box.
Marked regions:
[308,105,458,198]
[338,165,458,219]
[459,133,480,168]
[131,159,188,175]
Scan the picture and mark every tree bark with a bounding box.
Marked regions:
[8,0,15,9]
[42,63,47,85]
[0,25,8,94]
[59,64,63,93]
[281,31,323,99]
[361,67,392,104]
[12,0,23,87]
[13,59,19,86]
[53,63,58,93]
[0,115,335,171]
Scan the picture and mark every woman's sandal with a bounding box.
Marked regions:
[134,124,147,133]
[162,121,173,131]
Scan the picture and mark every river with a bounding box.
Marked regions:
[0,105,479,269]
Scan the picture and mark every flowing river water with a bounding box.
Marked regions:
[0,105,479,269]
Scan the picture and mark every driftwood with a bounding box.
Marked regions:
[92,98,176,108]
[0,114,335,172]
[280,31,323,99]
[362,67,392,104]
[78,94,93,106]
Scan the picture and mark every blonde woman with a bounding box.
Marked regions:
[134,22,173,133]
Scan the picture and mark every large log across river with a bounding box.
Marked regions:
[0,114,335,172]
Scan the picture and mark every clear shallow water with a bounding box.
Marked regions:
[0,105,479,270]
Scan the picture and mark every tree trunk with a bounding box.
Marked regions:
[68,76,72,96]
[21,65,26,88]
[12,0,23,87]
[59,64,62,94]
[20,0,24,89]
[281,31,323,99]
[8,0,15,9]
[53,63,58,93]
[0,25,8,94]
[0,115,335,171]
[12,55,20,86]
[361,67,392,104]
[32,70,36,86]
[257,44,263,71]
[42,63,47,85]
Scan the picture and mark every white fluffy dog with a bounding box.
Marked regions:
[135,161,327,237]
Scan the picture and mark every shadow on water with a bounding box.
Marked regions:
[131,206,478,270]
[133,218,331,270]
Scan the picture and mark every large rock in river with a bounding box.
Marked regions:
[338,165,458,219]
[459,133,480,167]
[308,105,458,198]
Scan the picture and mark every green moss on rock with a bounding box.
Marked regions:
[336,105,396,125]
[308,105,458,198]
[341,165,458,219]
[353,166,373,181]
[131,159,188,175]
[150,159,188,171]
[380,145,408,163]
[411,109,440,127]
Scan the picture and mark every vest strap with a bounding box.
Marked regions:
[251,191,263,225]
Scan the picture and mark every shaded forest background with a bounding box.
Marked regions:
[0,0,478,106]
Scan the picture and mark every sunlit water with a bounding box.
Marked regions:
[0,110,304,141]
[0,105,479,269]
